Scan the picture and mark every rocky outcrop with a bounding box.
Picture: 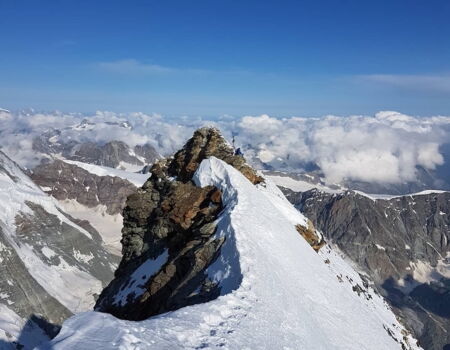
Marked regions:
[95,127,261,320]
[295,220,325,252]
[31,160,137,215]
[284,188,450,350]
[167,127,264,185]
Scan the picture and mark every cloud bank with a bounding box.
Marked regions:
[0,109,449,186]
[233,111,449,184]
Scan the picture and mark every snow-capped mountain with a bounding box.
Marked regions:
[0,151,119,348]
[39,128,420,350]
[272,175,450,350]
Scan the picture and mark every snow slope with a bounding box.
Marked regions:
[0,154,104,312]
[57,199,123,255]
[41,157,420,350]
[0,151,117,347]
[61,159,149,187]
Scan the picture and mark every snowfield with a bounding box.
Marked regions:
[58,199,124,256]
[39,157,420,350]
[61,159,149,187]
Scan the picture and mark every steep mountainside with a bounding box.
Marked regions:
[32,160,139,216]
[41,128,419,350]
[284,188,450,350]
[0,151,119,349]
[31,160,149,254]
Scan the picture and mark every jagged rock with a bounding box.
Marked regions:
[31,160,137,215]
[284,188,450,350]
[167,127,264,184]
[295,220,325,252]
[95,127,262,320]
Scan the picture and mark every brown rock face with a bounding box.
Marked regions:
[95,127,259,320]
[161,184,222,230]
[31,160,138,215]
[168,127,264,185]
[295,220,325,252]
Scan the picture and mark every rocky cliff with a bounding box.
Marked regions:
[284,188,450,350]
[31,160,138,216]
[95,127,263,320]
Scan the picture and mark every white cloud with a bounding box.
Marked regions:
[98,59,175,75]
[232,111,450,184]
[0,109,449,185]
[359,74,450,94]
[97,59,211,76]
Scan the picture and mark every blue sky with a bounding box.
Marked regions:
[1,0,450,117]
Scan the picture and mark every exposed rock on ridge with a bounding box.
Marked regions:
[295,220,325,252]
[167,127,264,185]
[95,127,261,320]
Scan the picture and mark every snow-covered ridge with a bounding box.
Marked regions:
[353,189,449,200]
[264,173,342,194]
[267,173,448,200]
[60,159,149,187]
[42,157,420,350]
